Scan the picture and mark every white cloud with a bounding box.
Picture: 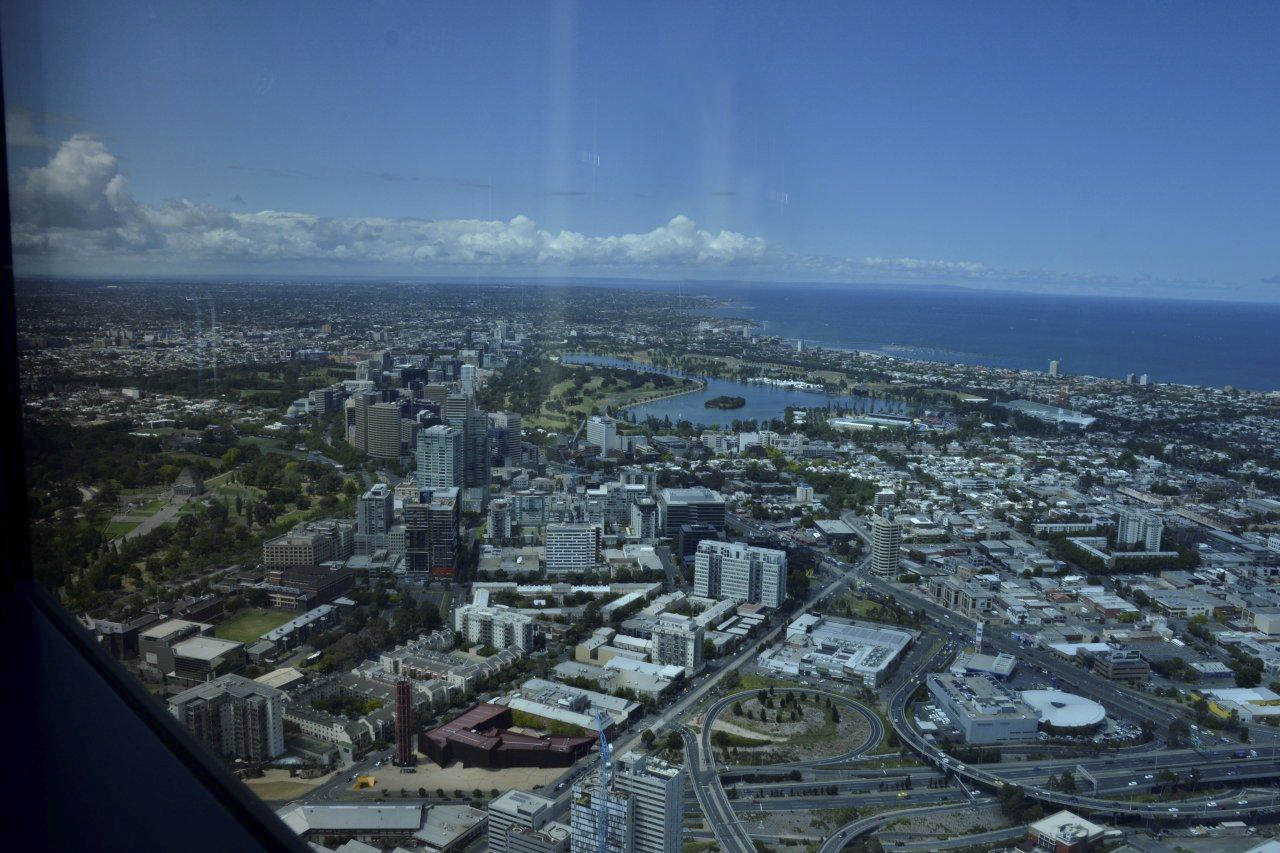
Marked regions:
[11,135,776,272]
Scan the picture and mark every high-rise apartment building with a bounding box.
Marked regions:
[1048,359,1060,378]
[694,540,787,608]
[488,497,515,542]
[355,483,394,556]
[870,509,902,577]
[416,424,463,490]
[650,614,703,672]
[546,523,602,574]
[168,674,285,761]
[454,603,535,651]
[569,752,683,853]
[630,498,658,540]
[1117,509,1163,551]
[404,487,460,578]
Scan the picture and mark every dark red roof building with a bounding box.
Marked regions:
[420,703,593,769]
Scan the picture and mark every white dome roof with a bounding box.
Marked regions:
[1021,689,1106,729]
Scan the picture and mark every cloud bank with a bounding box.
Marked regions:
[8,133,1219,298]
[11,135,779,272]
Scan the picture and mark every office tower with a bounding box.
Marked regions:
[694,540,787,608]
[870,509,903,577]
[796,338,804,353]
[630,498,658,540]
[404,487,460,579]
[443,391,472,424]
[168,674,285,761]
[460,362,477,396]
[570,752,683,853]
[346,390,378,453]
[545,523,602,574]
[454,603,535,651]
[490,411,523,466]
[874,489,896,509]
[417,424,463,490]
[1126,372,1136,385]
[656,487,726,538]
[355,483,394,556]
[421,382,450,406]
[1139,373,1150,386]
[586,415,616,452]
[651,614,703,672]
[393,678,414,766]
[445,394,492,508]
[488,790,556,853]
[366,400,408,460]
[1048,359,1060,378]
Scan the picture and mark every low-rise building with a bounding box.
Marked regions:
[927,672,1039,744]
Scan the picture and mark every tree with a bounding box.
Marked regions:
[1058,769,1077,794]
[641,729,656,747]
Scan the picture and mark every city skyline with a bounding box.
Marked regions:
[1,3,1277,300]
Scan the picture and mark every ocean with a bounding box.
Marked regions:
[639,281,1279,392]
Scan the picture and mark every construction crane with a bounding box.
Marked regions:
[593,705,613,853]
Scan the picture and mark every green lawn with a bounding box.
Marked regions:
[215,608,297,644]
[102,520,140,540]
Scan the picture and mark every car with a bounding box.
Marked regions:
[1144,774,1154,780]
[1168,807,1178,813]
[1128,781,1138,787]
[897,792,909,798]
[1238,800,1249,806]
[1207,802,1218,808]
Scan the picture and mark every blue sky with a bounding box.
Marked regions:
[3,1,1278,299]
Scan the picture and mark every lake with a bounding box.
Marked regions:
[562,353,903,427]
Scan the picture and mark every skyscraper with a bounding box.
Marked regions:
[871,509,902,577]
[393,678,414,766]
[693,540,787,608]
[1048,359,1060,378]
[416,424,463,490]
[489,411,523,466]
[445,393,491,509]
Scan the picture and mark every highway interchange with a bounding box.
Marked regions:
[678,514,1280,850]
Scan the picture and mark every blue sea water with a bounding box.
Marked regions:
[628,281,1280,392]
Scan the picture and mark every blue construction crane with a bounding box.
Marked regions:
[593,705,613,853]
